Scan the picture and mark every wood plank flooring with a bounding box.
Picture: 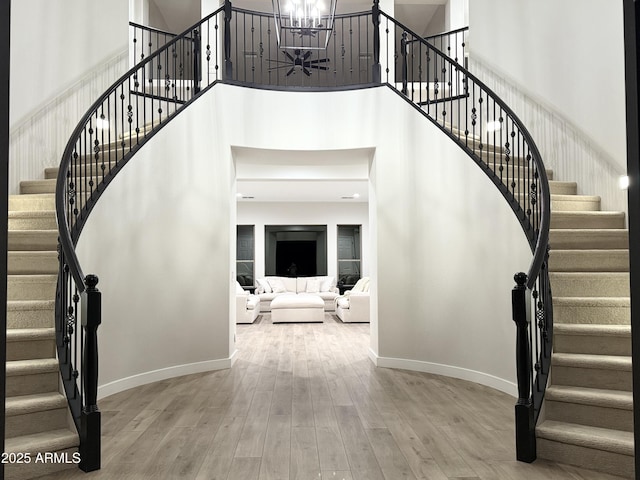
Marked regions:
[39,314,627,480]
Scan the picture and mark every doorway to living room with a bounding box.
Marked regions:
[231,145,374,341]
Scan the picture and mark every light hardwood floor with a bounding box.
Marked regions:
[40,314,627,480]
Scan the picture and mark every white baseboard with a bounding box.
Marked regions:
[368,350,517,398]
[97,356,234,400]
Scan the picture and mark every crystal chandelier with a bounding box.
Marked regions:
[272,0,337,50]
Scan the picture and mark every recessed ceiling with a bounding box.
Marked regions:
[234,146,372,202]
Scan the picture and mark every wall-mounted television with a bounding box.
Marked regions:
[265,225,327,277]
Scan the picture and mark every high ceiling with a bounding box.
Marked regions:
[148,0,446,202]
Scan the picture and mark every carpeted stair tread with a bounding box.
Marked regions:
[4,429,79,454]
[549,272,629,297]
[549,229,629,249]
[537,420,634,456]
[7,328,55,342]
[548,249,629,272]
[8,251,58,275]
[6,392,67,417]
[7,275,58,301]
[9,193,55,211]
[555,323,630,337]
[7,300,55,313]
[552,352,632,371]
[554,296,631,308]
[8,210,57,230]
[550,211,626,229]
[551,195,601,211]
[546,385,633,410]
[8,230,58,251]
[6,358,58,376]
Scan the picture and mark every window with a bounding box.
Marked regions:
[337,225,361,286]
[236,225,255,287]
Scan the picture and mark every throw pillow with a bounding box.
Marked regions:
[269,278,287,293]
[257,278,272,294]
[236,282,246,294]
[320,277,333,292]
[306,279,320,293]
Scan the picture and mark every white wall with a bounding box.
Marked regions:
[79,84,530,399]
[9,1,129,194]
[10,0,129,128]
[468,0,627,175]
[237,202,370,280]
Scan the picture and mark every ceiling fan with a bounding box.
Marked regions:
[268,49,330,77]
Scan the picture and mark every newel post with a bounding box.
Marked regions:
[371,0,381,83]
[512,272,536,462]
[400,31,408,95]
[80,274,101,472]
[224,0,233,80]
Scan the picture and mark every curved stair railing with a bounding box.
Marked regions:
[55,1,550,471]
[380,13,552,462]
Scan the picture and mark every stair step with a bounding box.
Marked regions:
[554,323,631,355]
[4,429,79,480]
[545,386,633,432]
[6,328,55,361]
[9,193,55,211]
[8,210,57,230]
[551,194,600,211]
[6,358,59,396]
[8,230,58,251]
[553,297,630,325]
[7,300,55,329]
[499,179,576,195]
[7,274,57,301]
[550,211,626,229]
[6,393,69,438]
[537,421,634,478]
[20,179,58,195]
[484,163,554,180]
[549,229,629,249]
[551,353,632,391]
[21,177,108,195]
[45,158,123,179]
[548,249,629,272]
[549,272,629,297]
[549,181,578,195]
[8,251,58,275]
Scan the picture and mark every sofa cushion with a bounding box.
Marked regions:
[257,278,272,293]
[320,277,335,292]
[305,279,320,293]
[236,281,247,295]
[268,278,288,293]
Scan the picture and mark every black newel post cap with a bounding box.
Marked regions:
[84,274,99,291]
[514,272,527,286]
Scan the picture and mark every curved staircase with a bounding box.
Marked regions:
[6,187,79,479]
[538,183,633,478]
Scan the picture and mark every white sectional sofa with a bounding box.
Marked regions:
[255,276,339,312]
[335,277,370,323]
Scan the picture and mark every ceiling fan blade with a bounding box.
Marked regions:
[286,67,295,76]
[303,50,313,60]
[303,67,311,76]
[306,58,330,65]
[309,65,329,71]
[283,51,295,62]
